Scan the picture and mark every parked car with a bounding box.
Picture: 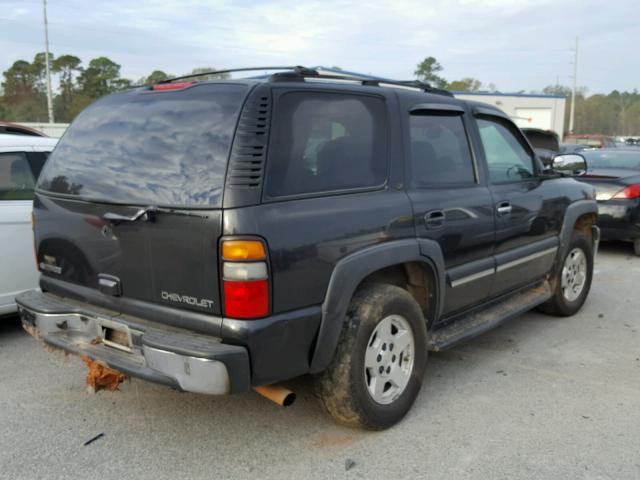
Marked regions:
[556,149,640,255]
[0,134,58,316]
[563,134,616,149]
[17,67,598,429]
[0,121,47,137]
[560,143,592,154]
[521,128,560,166]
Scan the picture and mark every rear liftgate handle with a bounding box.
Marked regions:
[425,210,445,229]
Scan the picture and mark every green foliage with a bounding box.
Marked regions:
[77,57,128,99]
[1,54,48,122]
[140,70,172,85]
[1,52,639,137]
[52,55,81,122]
[540,85,640,135]
[189,67,231,80]
[414,56,447,89]
[447,77,482,92]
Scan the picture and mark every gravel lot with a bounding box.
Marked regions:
[1,242,639,480]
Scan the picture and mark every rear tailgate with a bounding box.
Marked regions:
[33,82,249,322]
[34,195,223,315]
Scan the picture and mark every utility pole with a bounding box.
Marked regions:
[43,0,54,123]
[569,36,578,134]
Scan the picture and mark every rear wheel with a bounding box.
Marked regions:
[314,284,428,430]
[538,231,593,316]
[633,239,640,257]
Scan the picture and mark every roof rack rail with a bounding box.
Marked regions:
[158,65,454,97]
[158,66,314,84]
[270,70,454,97]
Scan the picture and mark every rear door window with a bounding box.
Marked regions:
[37,83,247,208]
[409,113,476,186]
[26,151,50,179]
[0,152,36,200]
[265,92,387,197]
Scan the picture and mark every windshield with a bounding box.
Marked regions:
[37,83,247,208]
[583,150,640,170]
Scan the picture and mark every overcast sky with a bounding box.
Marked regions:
[1,0,638,94]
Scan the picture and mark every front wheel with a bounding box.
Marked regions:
[633,238,640,257]
[314,284,428,430]
[538,231,594,316]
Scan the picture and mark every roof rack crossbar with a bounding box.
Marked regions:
[158,66,315,84]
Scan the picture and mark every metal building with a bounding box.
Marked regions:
[453,92,566,139]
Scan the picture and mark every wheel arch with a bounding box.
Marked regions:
[558,200,598,261]
[309,238,445,373]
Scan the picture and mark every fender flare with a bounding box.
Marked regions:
[309,238,445,373]
[557,199,598,262]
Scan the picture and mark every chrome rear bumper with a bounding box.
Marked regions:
[17,290,250,395]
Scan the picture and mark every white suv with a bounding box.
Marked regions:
[1,133,58,316]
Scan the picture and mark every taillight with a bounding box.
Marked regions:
[152,82,195,91]
[613,184,640,199]
[221,239,269,319]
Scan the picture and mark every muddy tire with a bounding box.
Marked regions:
[314,284,428,430]
[633,239,640,257]
[538,231,593,316]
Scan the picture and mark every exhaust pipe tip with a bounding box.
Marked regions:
[253,385,296,407]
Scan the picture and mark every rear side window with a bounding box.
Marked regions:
[409,113,475,186]
[0,152,36,200]
[265,92,387,197]
[37,84,247,208]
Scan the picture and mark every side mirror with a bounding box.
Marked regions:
[552,153,587,176]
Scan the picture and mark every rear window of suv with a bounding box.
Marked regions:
[265,92,387,198]
[37,83,247,208]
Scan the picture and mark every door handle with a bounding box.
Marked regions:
[425,210,445,228]
[496,202,512,216]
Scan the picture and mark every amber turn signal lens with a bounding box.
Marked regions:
[222,240,266,260]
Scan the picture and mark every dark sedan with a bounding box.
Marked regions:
[578,149,640,255]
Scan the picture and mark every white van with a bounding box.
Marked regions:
[0,134,58,316]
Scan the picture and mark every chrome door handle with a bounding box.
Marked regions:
[425,210,445,228]
[496,202,512,216]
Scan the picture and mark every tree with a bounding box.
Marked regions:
[543,84,572,97]
[414,57,446,88]
[1,58,47,121]
[71,56,131,117]
[77,57,129,98]
[447,77,482,92]
[189,67,231,80]
[140,70,172,85]
[31,52,53,94]
[609,90,638,136]
[52,55,81,122]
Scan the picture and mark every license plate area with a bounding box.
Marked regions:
[97,318,133,352]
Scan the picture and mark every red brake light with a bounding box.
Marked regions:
[223,280,269,319]
[152,82,195,91]
[613,184,640,199]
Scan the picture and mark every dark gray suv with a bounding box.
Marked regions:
[17,67,599,429]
